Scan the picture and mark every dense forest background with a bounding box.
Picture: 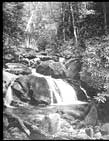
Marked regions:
[3,2,109,140]
[3,2,109,99]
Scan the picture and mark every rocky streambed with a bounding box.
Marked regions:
[3,100,107,140]
[3,62,109,140]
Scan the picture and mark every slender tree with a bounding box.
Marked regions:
[102,2,107,35]
[70,2,78,46]
[61,2,66,41]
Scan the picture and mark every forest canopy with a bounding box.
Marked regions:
[3,2,109,95]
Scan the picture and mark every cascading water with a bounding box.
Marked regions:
[80,85,90,99]
[4,80,16,108]
[52,79,78,103]
[31,69,88,105]
[4,68,88,108]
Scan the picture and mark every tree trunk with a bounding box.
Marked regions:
[103,2,107,35]
[62,2,66,42]
[70,3,78,46]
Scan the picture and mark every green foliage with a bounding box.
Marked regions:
[93,93,109,104]
[80,35,109,91]
[78,14,104,39]
[3,2,24,47]
[57,38,85,58]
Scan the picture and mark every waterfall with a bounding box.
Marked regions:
[4,69,88,108]
[52,79,78,104]
[31,69,88,105]
[4,80,16,108]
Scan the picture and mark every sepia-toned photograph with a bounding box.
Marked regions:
[3,2,109,140]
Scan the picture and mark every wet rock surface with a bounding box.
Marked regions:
[3,99,109,140]
[3,100,101,140]
[36,60,67,79]
[65,58,82,80]
[101,123,109,135]
[4,63,31,75]
[12,74,51,105]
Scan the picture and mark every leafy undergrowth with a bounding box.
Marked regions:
[81,34,109,90]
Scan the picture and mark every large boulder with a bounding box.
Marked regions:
[39,113,61,135]
[101,123,109,135]
[28,75,51,105]
[36,60,67,79]
[5,63,31,75]
[20,48,38,59]
[65,57,82,80]
[36,55,53,61]
[3,54,15,62]
[12,75,31,102]
[12,75,51,105]
[5,63,27,69]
